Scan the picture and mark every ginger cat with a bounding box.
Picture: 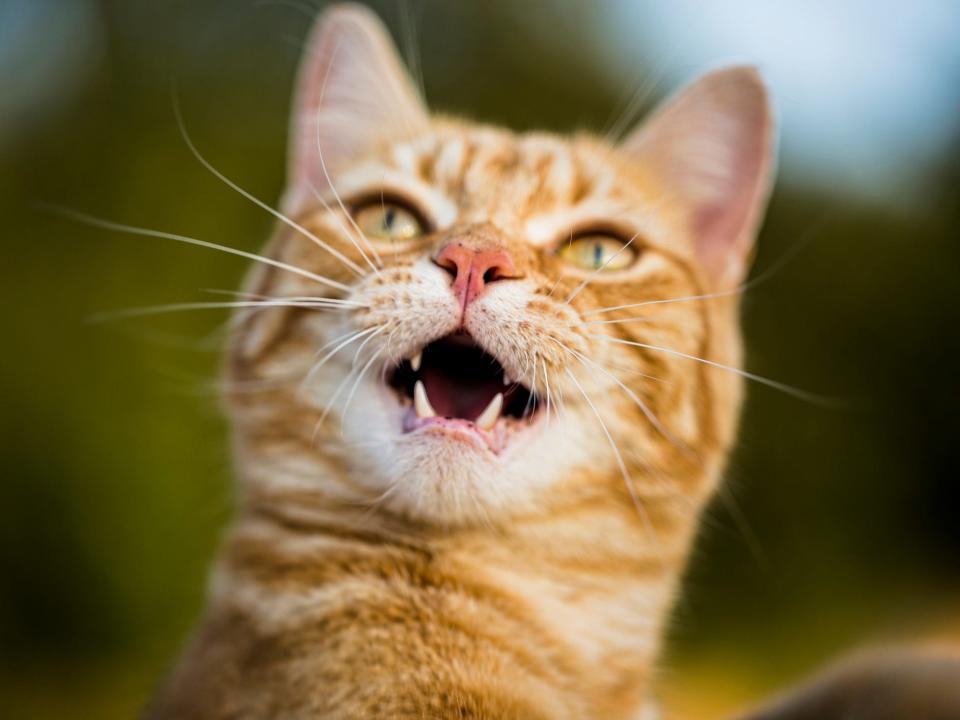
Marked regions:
[145,4,867,718]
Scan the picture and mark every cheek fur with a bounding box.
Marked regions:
[465,280,587,391]
[349,258,462,364]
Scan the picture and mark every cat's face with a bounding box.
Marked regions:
[227,6,773,527]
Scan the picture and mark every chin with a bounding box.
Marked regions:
[340,331,570,526]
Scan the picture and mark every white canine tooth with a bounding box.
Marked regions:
[502,374,512,386]
[475,393,503,431]
[410,351,422,372]
[413,380,436,418]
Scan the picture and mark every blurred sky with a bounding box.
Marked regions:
[0,0,102,138]
[599,0,960,206]
[5,0,960,207]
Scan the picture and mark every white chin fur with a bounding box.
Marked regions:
[336,375,593,525]
[310,257,600,525]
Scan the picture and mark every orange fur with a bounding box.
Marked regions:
[148,5,774,718]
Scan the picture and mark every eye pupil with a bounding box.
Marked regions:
[556,232,640,272]
[593,242,603,269]
[352,199,426,241]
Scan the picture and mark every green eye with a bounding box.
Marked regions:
[558,233,638,272]
[353,201,424,240]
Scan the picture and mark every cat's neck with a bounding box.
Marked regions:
[231,471,700,716]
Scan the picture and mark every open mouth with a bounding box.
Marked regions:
[387,333,540,453]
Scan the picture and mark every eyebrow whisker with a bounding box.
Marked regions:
[173,95,367,279]
[310,39,384,274]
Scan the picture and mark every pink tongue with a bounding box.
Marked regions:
[421,366,500,421]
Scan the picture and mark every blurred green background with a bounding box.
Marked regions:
[2,1,959,717]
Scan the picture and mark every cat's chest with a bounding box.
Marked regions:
[475,559,670,662]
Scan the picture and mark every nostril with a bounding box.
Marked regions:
[478,251,517,286]
[434,243,469,281]
[436,257,458,277]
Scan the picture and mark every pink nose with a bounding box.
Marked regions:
[435,241,518,309]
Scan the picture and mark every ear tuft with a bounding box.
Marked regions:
[621,66,776,288]
[284,3,428,215]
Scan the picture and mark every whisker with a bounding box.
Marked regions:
[43,206,351,292]
[544,231,575,299]
[713,482,770,571]
[558,341,694,459]
[583,215,832,318]
[172,95,367,278]
[314,369,358,437]
[350,325,385,369]
[564,368,666,568]
[340,348,384,432]
[565,333,765,550]
[398,0,427,104]
[90,298,364,323]
[581,288,746,319]
[540,358,554,432]
[363,476,407,516]
[312,326,376,359]
[561,191,680,305]
[310,40,383,273]
[315,336,383,431]
[198,290,297,339]
[602,65,668,144]
[572,316,658,328]
[301,326,382,390]
[201,288,361,307]
[554,342,702,518]
[217,373,304,394]
[545,207,644,305]
[588,333,833,404]
[302,174,381,272]
[571,353,667,384]
[167,364,306,398]
[202,288,281,300]
[523,377,537,418]
[564,229,643,304]
[305,326,386,424]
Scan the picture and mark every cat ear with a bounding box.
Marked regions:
[621,67,775,288]
[283,4,428,215]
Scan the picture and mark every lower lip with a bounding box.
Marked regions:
[402,409,503,453]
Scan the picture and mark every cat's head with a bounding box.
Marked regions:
[227,4,774,527]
